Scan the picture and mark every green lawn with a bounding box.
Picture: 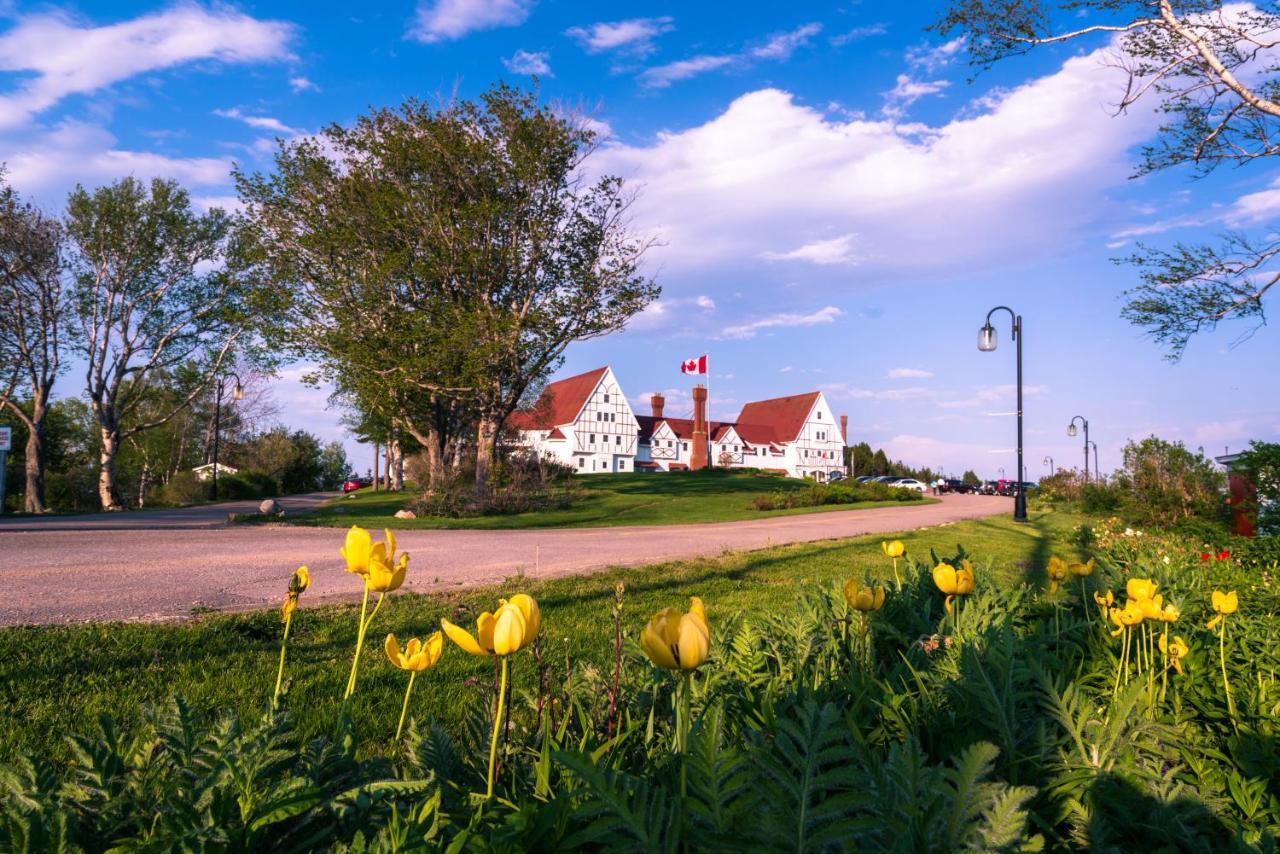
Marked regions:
[266,469,938,529]
[0,509,1084,763]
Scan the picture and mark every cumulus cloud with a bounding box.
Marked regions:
[883,75,950,117]
[289,76,319,93]
[593,45,1157,275]
[0,5,294,129]
[566,17,673,57]
[888,368,934,379]
[503,49,551,75]
[720,305,843,339]
[409,0,532,43]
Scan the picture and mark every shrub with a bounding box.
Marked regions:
[154,470,207,506]
[1115,436,1226,528]
[408,453,582,518]
[751,481,922,511]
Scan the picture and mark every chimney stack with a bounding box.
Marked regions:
[840,414,848,445]
[690,384,709,471]
[651,392,665,420]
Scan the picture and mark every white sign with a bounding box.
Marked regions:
[0,426,9,452]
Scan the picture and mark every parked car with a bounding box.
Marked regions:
[892,478,927,492]
[342,477,371,493]
[941,479,975,494]
[827,471,847,482]
[855,475,876,483]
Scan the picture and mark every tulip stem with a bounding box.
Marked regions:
[891,558,901,592]
[1219,618,1236,722]
[486,656,509,800]
[1111,628,1125,704]
[273,612,293,708]
[344,589,384,701]
[395,671,417,741]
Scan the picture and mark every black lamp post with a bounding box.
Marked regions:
[1068,415,1090,482]
[1043,455,1055,475]
[1089,441,1099,480]
[210,372,244,501]
[979,306,1028,522]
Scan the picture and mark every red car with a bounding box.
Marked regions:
[342,477,371,493]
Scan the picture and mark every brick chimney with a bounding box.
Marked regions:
[651,392,665,420]
[840,414,848,445]
[690,384,709,471]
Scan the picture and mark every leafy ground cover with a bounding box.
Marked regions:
[3,511,1277,850]
[262,469,936,529]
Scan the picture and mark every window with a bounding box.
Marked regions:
[619,460,626,468]
[590,434,596,443]
[578,457,585,468]
[682,442,688,452]
[610,413,616,422]
[615,435,621,445]
[604,393,610,402]
[817,411,823,419]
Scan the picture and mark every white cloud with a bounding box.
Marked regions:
[503,49,551,75]
[213,108,297,135]
[639,54,735,89]
[905,36,966,73]
[566,17,673,57]
[4,119,231,199]
[627,294,717,332]
[593,44,1157,275]
[695,295,716,309]
[750,23,822,60]
[720,305,843,339]
[884,75,950,116]
[1192,419,1249,444]
[639,22,820,89]
[409,0,532,43]
[821,384,933,401]
[762,233,860,265]
[0,6,294,129]
[831,24,887,47]
[289,76,319,93]
[888,368,934,379]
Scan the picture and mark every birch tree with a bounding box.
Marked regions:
[0,179,66,513]
[937,1,1280,359]
[65,177,251,510]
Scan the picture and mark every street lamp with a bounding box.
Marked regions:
[1088,441,1099,480]
[1043,455,1055,475]
[978,306,1028,522]
[1068,415,1090,482]
[211,372,244,501]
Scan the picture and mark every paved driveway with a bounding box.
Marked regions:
[0,491,339,532]
[0,494,1012,625]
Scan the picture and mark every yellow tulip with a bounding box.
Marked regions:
[281,565,310,622]
[1158,633,1189,675]
[1159,603,1180,623]
[843,579,886,612]
[341,526,404,579]
[933,561,975,613]
[1109,601,1144,636]
[1046,556,1068,592]
[1138,593,1165,621]
[1093,589,1114,610]
[442,595,540,657]
[881,540,905,558]
[1206,590,1239,718]
[1211,589,1238,615]
[385,631,444,672]
[1069,558,1095,577]
[640,597,709,671]
[340,528,411,701]
[1126,578,1158,602]
[366,551,409,593]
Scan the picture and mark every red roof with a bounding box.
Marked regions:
[733,392,821,445]
[507,367,608,430]
[637,415,725,442]
[546,427,566,440]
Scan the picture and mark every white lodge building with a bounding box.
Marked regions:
[507,366,848,481]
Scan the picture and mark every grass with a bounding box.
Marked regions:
[264,469,939,529]
[0,509,1085,763]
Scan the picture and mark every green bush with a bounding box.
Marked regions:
[154,470,207,506]
[751,480,923,510]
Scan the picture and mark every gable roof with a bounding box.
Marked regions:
[507,367,609,431]
[733,392,821,445]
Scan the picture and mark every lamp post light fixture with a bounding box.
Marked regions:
[211,372,244,501]
[978,306,1028,522]
[1043,455,1055,476]
[1067,415,1090,482]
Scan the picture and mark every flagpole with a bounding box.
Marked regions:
[705,354,711,469]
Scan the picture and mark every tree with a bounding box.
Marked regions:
[1116,435,1225,527]
[962,469,981,486]
[318,441,351,489]
[236,84,658,497]
[1232,440,1280,534]
[65,177,254,510]
[937,1,1280,359]
[0,179,66,512]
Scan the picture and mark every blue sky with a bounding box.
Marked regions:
[3,0,1278,479]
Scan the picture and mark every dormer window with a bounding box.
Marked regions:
[603,393,610,402]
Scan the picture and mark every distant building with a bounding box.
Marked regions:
[508,365,848,481]
[191,462,239,481]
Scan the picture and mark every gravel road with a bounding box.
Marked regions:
[0,494,1011,626]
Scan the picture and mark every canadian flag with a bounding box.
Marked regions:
[680,355,708,375]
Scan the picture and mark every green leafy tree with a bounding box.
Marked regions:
[236,84,658,497]
[936,1,1280,359]
[0,179,66,512]
[1232,440,1280,534]
[1115,435,1225,527]
[317,441,351,489]
[962,469,981,487]
[65,178,259,510]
